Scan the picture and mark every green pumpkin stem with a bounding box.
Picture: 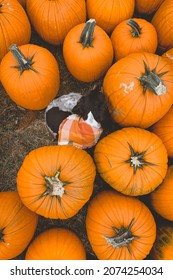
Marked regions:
[79,19,96,48]
[9,44,38,75]
[127,19,141,37]
[138,61,167,95]
[104,219,139,253]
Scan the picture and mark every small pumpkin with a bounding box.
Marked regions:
[86,0,135,34]
[0,0,31,61]
[103,52,173,128]
[94,127,168,196]
[17,145,96,219]
[63,19,113,82]
[152,106,173,158]
[111,18,158,61]
[150,225,173,260]
[86,190,156,260]
[149,165,173,221]
[25,228,86,260]
[0,191,38,260]
[26,0,86,45]
[0,44,60,110]
[135,0,165,15]
[151,0,173,51]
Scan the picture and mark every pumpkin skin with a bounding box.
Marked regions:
[26,0,86,45]
[151,0,173,51]
[149,165,173,221]
[0,192,38,260]
[152,106,173,158]
[25,228,86,260]
[0,0,31,61]
[111,18,158,61]
[86,0,135,34]
[0,44,60,110]
[103,52,173,128]
[86,190,156,260]
[135,0,165,15]
[162,48,173,65]
[150,225,173,260]
[94,127,168,196]
[63,19,113,83]
[17,145,96,219]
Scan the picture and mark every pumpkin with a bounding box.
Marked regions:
[0,44,60,110]
[63,19,113,83]
[111,18,158,61]
[152,106,173,158]
[150,225,173,260]
[135,0,165,15]
[86,190,156,260]
[151,0,173,51]
[26,0,86,45]
[17,0,26,8]
[86,0,135,34]
[0,191,38,260]
[94,127,168,196]
[25,228,86,260]
[17,145,96,219]
[103,52,173,128]
[0,0,31,61]
[149,165,173,221]
[162,48,173,65]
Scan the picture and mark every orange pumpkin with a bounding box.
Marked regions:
[25,228,86,260]
[94,127,168,196]
[0,0,31,61]
[103,52,173,128]
[17,145,96,219]
[63,19,113,83]
[152,0,173,51]
[152,106,173,158]
[86,0,135,34]
[0,191,38,260]
[26,0,86,45]
[0,44,60,110]
[162,48,173,65]
[150,225,173,260]
[149,165,173,221]
[111,18,158,61]
[135,0,165,15]
[86,190,156,260]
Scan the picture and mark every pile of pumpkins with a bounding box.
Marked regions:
[0,0,173,260]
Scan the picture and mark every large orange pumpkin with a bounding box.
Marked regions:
[103,52,173,128]
[17,145,96,219]
[86,0,135,34]
[86,190,156,260]
[94,127,168,196]
[151,0,173,51]
[25,228,86,260]
[0,192,38,260]
[135,0,165,15]
[26,0,86,45]
[150,225,173,260]
[0,0,31,61]
[0,44,60,110]
[111,18,158,61]
[152,106,173,158]
[149,165,173,221]
[63,19,113,83]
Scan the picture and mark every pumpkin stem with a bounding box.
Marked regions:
[9,44,38,75]
[79,19,96,48]
[125,142,156,174]
[127,19,141,38]
[0,229,4,242]
[104,219,139,252]
[44,171,67,197]
[138,61,167,95]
